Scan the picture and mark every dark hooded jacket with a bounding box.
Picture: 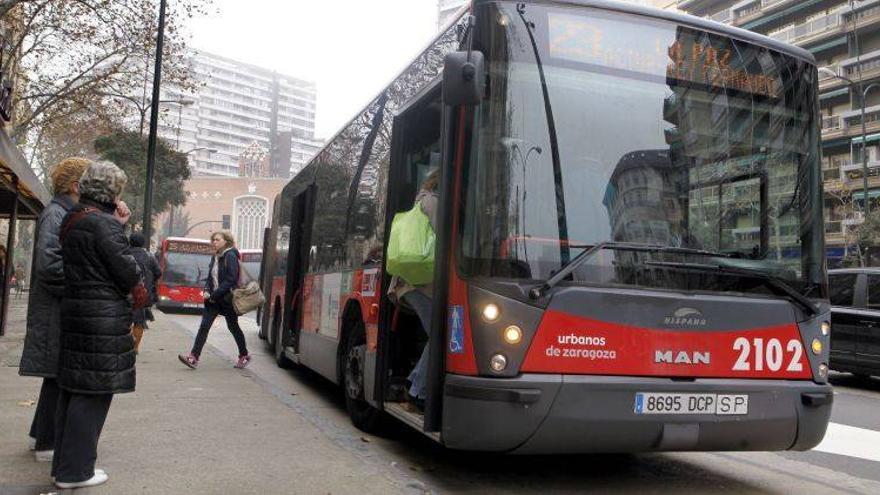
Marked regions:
[131,247,161,304]
[19,194,76,378]
[205,247,240,316]
[58,198,142,394]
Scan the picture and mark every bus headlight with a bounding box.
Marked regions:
[821,321,831,336]
[503,325,523,345]
[811,339,823,355]
[482,304,500,322]
[159,295,170,301]
[818,363,829,378]
[489,354,507,372]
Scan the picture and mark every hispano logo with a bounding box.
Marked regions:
[663,307,707,327]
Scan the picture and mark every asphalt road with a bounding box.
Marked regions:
[172,312,880,494]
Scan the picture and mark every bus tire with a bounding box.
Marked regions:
[343,320,381,433]
[273,308,293,369]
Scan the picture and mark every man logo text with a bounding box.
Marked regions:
[655,350,711,365]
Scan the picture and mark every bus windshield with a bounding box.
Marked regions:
[460,2,822,296]
[163,252,211,287]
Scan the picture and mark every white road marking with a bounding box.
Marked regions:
[813,422,880,463]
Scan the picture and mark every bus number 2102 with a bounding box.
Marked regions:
[732,337,803,372]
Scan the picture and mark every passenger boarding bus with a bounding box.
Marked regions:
[157,237,213,312]
[260,0,832,453]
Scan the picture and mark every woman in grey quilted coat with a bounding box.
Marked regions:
[19,157,90,462]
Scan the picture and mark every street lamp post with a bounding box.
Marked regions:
[819,67,880,215]
[143,0,168,248]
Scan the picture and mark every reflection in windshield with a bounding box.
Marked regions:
[164,252,211,287]
[460,3,822,295]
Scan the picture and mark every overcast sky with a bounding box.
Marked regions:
[186,0,440,139]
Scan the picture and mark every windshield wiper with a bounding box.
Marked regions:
[516,3,569,265]
[528,241,731,299]
[642,260,819,316]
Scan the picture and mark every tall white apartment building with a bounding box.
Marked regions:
[159,50,323,177]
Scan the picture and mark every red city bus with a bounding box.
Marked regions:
[259,0,832,453]
[157,237,213,312]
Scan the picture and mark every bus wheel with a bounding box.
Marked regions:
[344,321,381,432]
[274,312,293,369]
[267,300,283,352]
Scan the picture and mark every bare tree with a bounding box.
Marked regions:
[827,180,867,267]
[2,0,210,158]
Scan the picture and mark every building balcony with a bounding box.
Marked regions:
[768,1,880,47]
[840,50,880,84]
[677,0,729,14]
[821,114,846,140]
[825,220,843,235]
[840,104,880,137]
[768,9,852,47]
[731,0,801,27]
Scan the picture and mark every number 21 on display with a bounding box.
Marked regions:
[732,337,803,372]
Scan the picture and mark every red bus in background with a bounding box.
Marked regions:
[156,237,213,312]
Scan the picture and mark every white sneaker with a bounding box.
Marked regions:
[34,449,53,462]
[28,437,36,451]
[51,469,104,483]
[54,470,108,489]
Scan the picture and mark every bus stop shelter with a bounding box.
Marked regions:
[0,126,50,336]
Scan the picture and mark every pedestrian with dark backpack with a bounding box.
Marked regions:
[129,232,162,353]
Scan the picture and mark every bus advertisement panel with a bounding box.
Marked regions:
[259,0,832,454]
[157,237,213,312]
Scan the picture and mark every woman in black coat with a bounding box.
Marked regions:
[52,160,142,490]
[178,230,251,369]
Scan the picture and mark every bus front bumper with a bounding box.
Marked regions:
[156,300,204,313]
[441,374,832,454]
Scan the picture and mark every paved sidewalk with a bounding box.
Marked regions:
[0,298,411,495]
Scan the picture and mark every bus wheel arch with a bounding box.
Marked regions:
[339,302,382,432]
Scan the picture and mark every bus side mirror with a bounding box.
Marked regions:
[443,51,485,106]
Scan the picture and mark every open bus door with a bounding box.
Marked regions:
[276,184,316,365]
[256,227,270,327]
[376,79,455,433]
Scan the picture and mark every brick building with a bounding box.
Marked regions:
[158,177,287,250]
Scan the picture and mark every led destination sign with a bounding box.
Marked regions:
[547,12,782,98]
[166,241,214,255]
